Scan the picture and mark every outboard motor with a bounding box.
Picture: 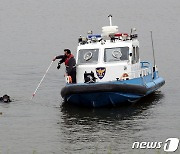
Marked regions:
[84,71,96,83]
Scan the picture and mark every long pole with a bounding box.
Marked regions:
[150,31,156,67]
[31,61,54,100]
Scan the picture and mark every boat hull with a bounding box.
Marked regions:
[61,74,165,108]
[63,92,143,108]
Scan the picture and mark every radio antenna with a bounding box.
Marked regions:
[150,31,156,68]
[108,14,112,26]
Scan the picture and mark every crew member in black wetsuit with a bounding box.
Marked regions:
[53,49,76,83]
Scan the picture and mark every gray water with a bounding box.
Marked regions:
[0,0,180,153]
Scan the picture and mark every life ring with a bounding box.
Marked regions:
[120,73,129,80]
[66,76,72,83]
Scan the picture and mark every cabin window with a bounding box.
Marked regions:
[132,46,139,64]
[104,47,129,62]
[77,49,99,64]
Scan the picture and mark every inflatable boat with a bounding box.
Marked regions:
[61,15,165,107]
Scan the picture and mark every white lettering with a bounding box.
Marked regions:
[147,142,158,149]
[140,142,147,149]
[132,142,140,149]
[156,142,163,149]
[132,138,179,151]
[132,141,163,149]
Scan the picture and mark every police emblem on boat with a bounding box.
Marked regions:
[96,67,106,79]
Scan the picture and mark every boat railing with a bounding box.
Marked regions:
[140,61,151,68]
[128,62,152,79]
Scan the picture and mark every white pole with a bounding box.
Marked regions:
[108,14,112,26]
[150,31,156,67]
[31,61,54,100]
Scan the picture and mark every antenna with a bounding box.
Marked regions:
[150,31,156,68]
[108,14,112,26]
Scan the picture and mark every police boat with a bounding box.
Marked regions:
[61,15,165,108]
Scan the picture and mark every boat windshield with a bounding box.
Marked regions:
[104,47,129,62]
[77,49,99,64]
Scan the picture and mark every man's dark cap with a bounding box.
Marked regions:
[64,49,71,54]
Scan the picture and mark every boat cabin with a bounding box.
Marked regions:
[76,26,151,84]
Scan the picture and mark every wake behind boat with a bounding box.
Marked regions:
[61,15,165,108]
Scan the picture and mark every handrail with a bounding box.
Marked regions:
[140,61,152,68]
[128,66,152,79]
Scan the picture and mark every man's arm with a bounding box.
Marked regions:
[53,55,66,62]
[56,55,65,59]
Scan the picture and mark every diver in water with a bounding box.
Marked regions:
[0,94,11,103]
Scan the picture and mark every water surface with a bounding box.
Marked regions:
[0,0,180,153]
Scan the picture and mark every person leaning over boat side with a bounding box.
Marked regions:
[53,49,76,83]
